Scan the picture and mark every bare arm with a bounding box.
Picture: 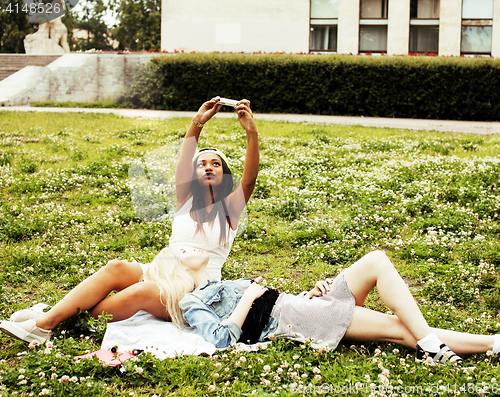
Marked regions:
[175,98,222,210]
[180,279,266,348]
[227,281,267,328]
[225,100,260,219]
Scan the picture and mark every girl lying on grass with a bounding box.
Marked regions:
[0,97,259,345]
[170,248,499,364]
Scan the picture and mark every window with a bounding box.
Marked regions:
[360,0,388,19]
[409,0,439,54]
[311,0,338,18]
[310,26,338,51]
[410,0,439,19]
[462,0,493,19]
[310,0,338,51]
[359,0,388,53]
[461,26,492,53]
[410,26,439,53]
[359,26,387,52]
[461,0,493,54]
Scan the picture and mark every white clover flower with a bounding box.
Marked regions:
[28,340,40,350]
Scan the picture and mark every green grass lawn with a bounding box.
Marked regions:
[1,110,500,396]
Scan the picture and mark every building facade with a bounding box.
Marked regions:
[161,0,500,57]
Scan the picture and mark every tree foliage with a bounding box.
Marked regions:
[0,0,37,53]
[0,0,161,53]
[112,0,161,51]
[71,0,114,51]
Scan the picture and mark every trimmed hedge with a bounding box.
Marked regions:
[124,53,500,121]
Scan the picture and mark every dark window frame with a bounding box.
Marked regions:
[309,24,339,52]
[359,0,389,19]
[358,24,388,54]
[409,25,440,54]
[410,0,440,20]
[460,24,493,55]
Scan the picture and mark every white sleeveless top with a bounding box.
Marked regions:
[168,196,237,281]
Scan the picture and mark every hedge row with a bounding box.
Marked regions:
[124,53,500,121]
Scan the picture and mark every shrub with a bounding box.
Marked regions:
[124,53,500,121]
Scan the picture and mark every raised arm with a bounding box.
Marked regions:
[175,98,222,210]
[225,100,260,219]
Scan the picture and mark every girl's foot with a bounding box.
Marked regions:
[416,343,464,364]
[0,320,51,344]
[9,309,43,323]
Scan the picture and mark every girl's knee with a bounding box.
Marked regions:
[367,250,394,270]
[104,259,125,272]
[104,259,138,277]
[368,250,389,262]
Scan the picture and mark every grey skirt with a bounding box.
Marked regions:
[269,272,355,350]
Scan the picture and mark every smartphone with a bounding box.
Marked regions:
[219,98,239,107]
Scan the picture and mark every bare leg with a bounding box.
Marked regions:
[36,260,144,329]
[343,250,433,341]
[344,306,495,355]
[90,281,170,322]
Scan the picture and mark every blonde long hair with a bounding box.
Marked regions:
[144,247,195,328]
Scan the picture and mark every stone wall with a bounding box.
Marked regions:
[0,53,159,106]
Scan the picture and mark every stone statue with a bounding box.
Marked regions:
[24,0,70,55]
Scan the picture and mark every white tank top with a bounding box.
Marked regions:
[168,196,237,281]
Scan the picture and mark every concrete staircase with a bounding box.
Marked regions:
[0,53,159,106]
[0,54,62,81]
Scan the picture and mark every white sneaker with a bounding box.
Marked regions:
[0,319,51,344]
[9,309,43,322]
